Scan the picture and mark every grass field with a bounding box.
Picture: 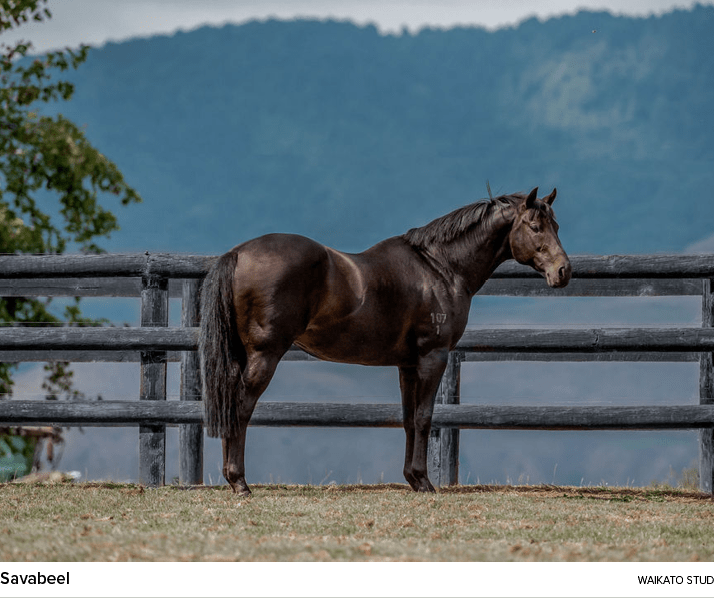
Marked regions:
[2,479,713,561]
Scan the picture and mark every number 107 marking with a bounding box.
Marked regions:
[430,313,447,335]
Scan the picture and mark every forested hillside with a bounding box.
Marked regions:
[44,6,714,255]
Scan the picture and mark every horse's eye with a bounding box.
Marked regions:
[529,223,540,233]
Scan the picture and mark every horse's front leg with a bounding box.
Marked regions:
[398,367,419,491]
[398,350,448,493]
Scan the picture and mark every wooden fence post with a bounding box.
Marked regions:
[139,273,168,487]
[179,279,203,485]
[428,351,461,487]
[700,279,714,493]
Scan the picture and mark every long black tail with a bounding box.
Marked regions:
[199,250,243,438]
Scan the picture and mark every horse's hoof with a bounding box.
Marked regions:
[228,481,252,496]
[233,484,251,497]
[409,479,436,493]
[417,480,436,493]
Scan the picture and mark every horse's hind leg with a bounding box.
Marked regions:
[222,349,283,496]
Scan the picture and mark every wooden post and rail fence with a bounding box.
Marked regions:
[0,252,713,491]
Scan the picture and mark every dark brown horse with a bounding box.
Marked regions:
[199,187,571,495]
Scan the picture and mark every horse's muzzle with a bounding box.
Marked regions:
[545,261,572,288]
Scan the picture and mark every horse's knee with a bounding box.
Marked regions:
[414,413,433,436]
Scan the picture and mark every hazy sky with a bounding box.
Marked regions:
[3,0,711,52]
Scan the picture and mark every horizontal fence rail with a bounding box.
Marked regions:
[0,254,708,303]
[0,327,197,351]
[0,277,704,298]
[1,326,713,354]
[0,253,214,279]
[1,252,714,279]
[1,251,714,491]
[3,401,714,430]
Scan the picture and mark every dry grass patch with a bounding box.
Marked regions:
[1,481,713,561]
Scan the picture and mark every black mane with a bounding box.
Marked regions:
[401,193,525,249]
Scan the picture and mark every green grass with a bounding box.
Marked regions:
[1,481,713,561]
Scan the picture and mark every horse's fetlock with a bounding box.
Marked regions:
[223,464,242,485]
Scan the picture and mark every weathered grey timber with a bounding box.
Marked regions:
[2,326,714,354]
[0,252,712,280]
[491,254,714,279]
[456,328,714,353]
[0,252,214,278]
[0,350,185,362]
[4,400,714,430]
[478,278,702,297]
[0,326,196,351]
[0,278,186,298]
[432,405,714,430]
[180,279,203,485]
[0,276,702,299]
[461,351,697,362]
[700,279,714,492]
[0,348,698,364]
[428,351,461,487]
[139,275,168,488]
[0,400,206,424]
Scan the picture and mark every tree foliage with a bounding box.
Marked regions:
[0,0,141,404]
[1,0,140,255]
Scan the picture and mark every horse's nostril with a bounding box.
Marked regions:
[558,266,566,280]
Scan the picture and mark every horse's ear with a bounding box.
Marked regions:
[543,188,557,206]
[525,187,538,209]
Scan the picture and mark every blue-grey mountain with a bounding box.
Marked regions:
[45,6,714,255]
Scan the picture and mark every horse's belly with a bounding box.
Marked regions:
[294,325,407,367]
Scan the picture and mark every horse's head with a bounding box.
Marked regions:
[509,187,571,288]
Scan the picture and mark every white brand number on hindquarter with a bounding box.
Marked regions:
[430,312,447,334]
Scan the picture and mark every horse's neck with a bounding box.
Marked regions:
[440,213,514,296]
